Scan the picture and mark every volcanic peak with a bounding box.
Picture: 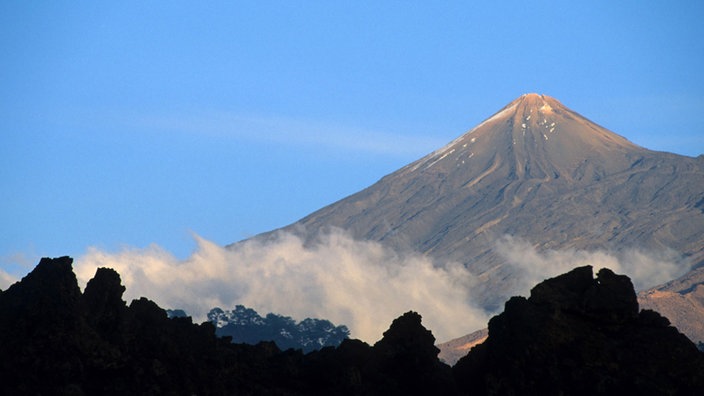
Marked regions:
[405,93,641,178]
[501,93,564,123]
[257,92,704,313]
[517,92,553,104]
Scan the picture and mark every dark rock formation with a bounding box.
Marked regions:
[0,256,95,395]
[0,257,452,395]
[363,311,456,395]
[83,267,128,345]
[298,311,455,396]
[0,257,241,395]
[453,266,704,395]
[2,258,703,395]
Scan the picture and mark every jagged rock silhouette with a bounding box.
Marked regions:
[1,258,703,395]
[453,266,704,395]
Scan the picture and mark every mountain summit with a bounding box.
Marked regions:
[401,93,641,183]
[244,94,704,311]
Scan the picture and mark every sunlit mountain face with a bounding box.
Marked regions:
[244,94,704,311]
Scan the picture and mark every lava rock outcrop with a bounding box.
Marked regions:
[453,266,704,395]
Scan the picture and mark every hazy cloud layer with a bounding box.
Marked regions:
[74,230,489,343]
[136,111,447,157]
[5,231,692,343]
[0,269,15,291]
[495,235,690,296]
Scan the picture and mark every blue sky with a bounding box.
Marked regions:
[2,1,703,277]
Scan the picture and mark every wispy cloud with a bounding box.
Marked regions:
[494,235,690,295]
[134,111,447,157]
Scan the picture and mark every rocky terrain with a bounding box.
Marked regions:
[453,265,704,394]
[0,257,454,395]
[638,266,704,345]
[2,257,702,395]
[440,265,704,366]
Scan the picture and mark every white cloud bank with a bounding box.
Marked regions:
[74,229,489,343]
[495,235,690,296]
[66,232,690,344]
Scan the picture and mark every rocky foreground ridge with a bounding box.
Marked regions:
[453,266,704,394]
[1,257,702,395]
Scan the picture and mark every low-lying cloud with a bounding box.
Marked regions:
[74,229,490,343]
[7,231,692,344]
[495,235,690,296]
[0,230,690,343]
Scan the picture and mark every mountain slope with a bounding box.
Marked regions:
[242,94,704,310]
[638,266,704,345]
[437,328,488,366]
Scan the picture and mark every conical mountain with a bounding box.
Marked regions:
[244,94,704,310]
[399,93,642,183]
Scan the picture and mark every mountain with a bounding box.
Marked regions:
[245,93,704,311]
[207,305,349,352]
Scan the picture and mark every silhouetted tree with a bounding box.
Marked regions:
[210,305,349,352]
